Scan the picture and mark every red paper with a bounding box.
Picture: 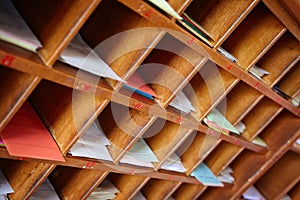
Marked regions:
[127,72,158,98]
[0,101,65,162]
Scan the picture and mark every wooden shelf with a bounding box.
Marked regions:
[0,0,299,199]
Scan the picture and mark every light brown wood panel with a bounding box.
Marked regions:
[185,0,258,46]
[142,179,178,200]
[184,60,238,120]
[30,80,109,153]
[257,32,300,86]
[277,62,300,96]
[97,102,153,161]
[242,97,282,140]
[144,119,193,163]
[109,174,148,200]
[173,183,205,200]
[278,0,300,24]
[12,0,101,65]
[180,132,220,174]
[139,33,206,107]
[218,82,262,124]
[168,0,193,15]
[50,166,108,200]
[200,110,300,200]
[0,159,55,200]
[289,182,300,200]
[255,151,300,200]
[0,67,40,133]
[222,3,286,69]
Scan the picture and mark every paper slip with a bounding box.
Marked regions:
[30,179,60,200]
[147,0,182,20]
[88,179,119,200]
[120,138,158,167]
[133,191,147,200]
[252,136,267,148]
[205,108,240,135]
[160,153,186,173]
[70,122,113,161]
[217,167,234,184]
[0,170,13,195]
[242,185,266,200]
[234,122,246,134]
[1,101,65,162]
[60,34,124,82]
[249,65,270,80]
[191,162,223,187]
[0,0,42,52]
[169,91,196,113]
[217,47,237,62]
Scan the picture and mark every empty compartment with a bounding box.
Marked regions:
[255,32,300,86]
[222,2,285,69]
[184,0,258,46]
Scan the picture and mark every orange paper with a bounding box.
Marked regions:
[0,101,65,162]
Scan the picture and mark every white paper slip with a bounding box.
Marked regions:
[206,108,240,134]
[60,34,124,82]
[30,179,60,200]
[147,0,182,20]
[217,167,234,184]
[235,122,246,133]
[281,194,292,200]
[252,136,267,148]
[0,195,8,200]
[70,122,113,161]
[169,91,197,113]
[242,185,266,200]
[88,179,119,200]
[297,138,300,145]
[0,0,42,52]
[249,65,270,79]
[160,153,186,173]
[217,47,237,62]
[133,191,147,200]
[0,170,13,195]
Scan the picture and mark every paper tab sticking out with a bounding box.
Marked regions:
[70,122,113,161]
[147,0,182,20]
[0,0,42,52]
[0,170,13,195]
[120,138,158,167]
[30,179,60,200]
[0,101,65,162]
[169,91,196,113]
[191,162,223,187]
[60,34,124,82]
[217,167,234,184]
[249,65,270,80]
[88,179,120,200]
[204,108,240,135]
[160,153,186,173]
[252,136,267,148]
[242,185,266,200]
[217,47,237,62]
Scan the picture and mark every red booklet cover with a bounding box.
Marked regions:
[0,101,65,162]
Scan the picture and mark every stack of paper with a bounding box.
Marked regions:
[0,0,42,52]
[60,34,124,82]
[191,163,223,187]
[217,167,234,184]
[252,136,267,148]
[133,191,147,200]
[242,185,266,200]
[217,47,237,63]
[272,85,291,100]
[88,179,119,200]
[120,138,159,167]
[0,101,65,162]
[248,65,270,80]
[169,91,196,113]
[30,179,60,200]
[177,12,214,47]
[123,72,158,100]
[70,122,113,161]
[0,170,13,199]
[159,153,186,173]
[203,108,240,135]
